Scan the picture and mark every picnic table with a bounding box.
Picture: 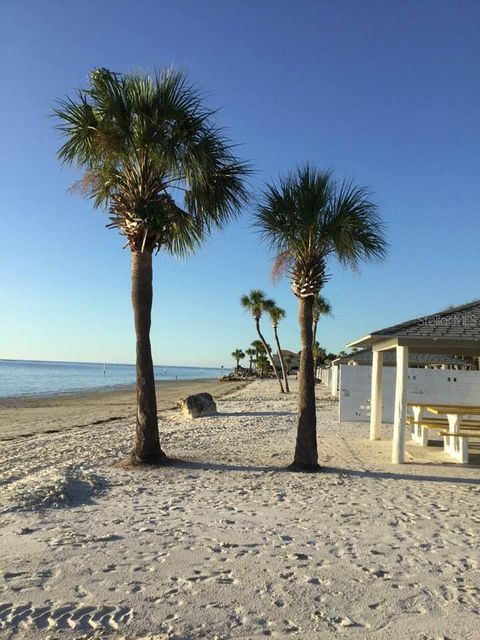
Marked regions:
[407,402,480,463]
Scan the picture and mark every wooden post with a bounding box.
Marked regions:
[392,345,409,464]
[370,350,383,440]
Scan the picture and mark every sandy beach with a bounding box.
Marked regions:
[0,378,479,639]
[0,379,245,441]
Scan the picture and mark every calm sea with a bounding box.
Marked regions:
[0,360,230,398]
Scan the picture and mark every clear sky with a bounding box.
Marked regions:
[1,0,479,367]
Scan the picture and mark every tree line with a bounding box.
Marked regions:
[232,292,334,391]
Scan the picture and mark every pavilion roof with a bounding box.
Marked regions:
[333,348,469,367]
[347,300,480,355]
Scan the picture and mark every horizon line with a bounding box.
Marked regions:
[0,358,228,370]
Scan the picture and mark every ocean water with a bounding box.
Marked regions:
[0,360,230,398]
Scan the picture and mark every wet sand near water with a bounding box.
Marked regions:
[0,379,247,440]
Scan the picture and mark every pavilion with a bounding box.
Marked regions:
[347,300,480,464]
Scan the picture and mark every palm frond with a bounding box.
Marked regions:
[313,295,333,322]
[255,165,387,296]
[240,289,270,319]
[53,67,251,253]
[267,304,286,326]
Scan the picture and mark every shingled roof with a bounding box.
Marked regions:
[348,300,480,354]
[333,348,470,367]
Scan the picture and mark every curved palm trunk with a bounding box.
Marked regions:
[313,319,318,345]
[255,319,284,393]
[273,325,290,393]
[131,250,165,464]
[291,296,320,471]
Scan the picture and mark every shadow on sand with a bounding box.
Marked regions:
[218,411,294,418]
[324,466,480,486]
[165,458,480,485]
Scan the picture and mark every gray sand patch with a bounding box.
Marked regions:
[1,464,106,512]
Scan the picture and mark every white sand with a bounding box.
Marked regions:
[0,379,479,639]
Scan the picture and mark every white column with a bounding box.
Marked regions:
[445,414,468,463]
[392,346,409,464]
[411,405,428,446]
[369,350,383,441]
[331,365,339,398]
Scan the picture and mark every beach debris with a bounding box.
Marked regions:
[16,527,35,535]
[220,369,263,381]
[178,393,217,418]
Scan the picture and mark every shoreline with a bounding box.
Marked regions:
[0,376,226,404]
[0,378,248,441]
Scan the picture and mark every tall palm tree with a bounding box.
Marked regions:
[54,68,249,464]
[312,295,332,346]
[256,165,386,471]
[265,303,290,393]
[240,290,285,393]
[231,349,245,371]
[245,347,256,371]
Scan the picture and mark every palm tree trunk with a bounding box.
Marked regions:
[312,320,319,381]
[131,250,165,464]
[291,296,320,471]
[273,326,290,393]
[255,319,284,393]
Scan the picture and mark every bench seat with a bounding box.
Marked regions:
[406,417,480,430]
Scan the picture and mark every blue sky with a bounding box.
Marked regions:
[1,0,479,367]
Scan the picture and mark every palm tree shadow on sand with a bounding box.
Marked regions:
[164,458,480,485]
[217,410,295,418]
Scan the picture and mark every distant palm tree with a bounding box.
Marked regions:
[245,347,256,371]
[265,303,290,393]
[251,339,266,355]
[241,290,285,392]
[313,342,327,379]
[255,353,269,378]
[54,68,249,464]
[312,295,332,346]
[231,349,246,371]
[256,165,386,471]
[250,340,266,373]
